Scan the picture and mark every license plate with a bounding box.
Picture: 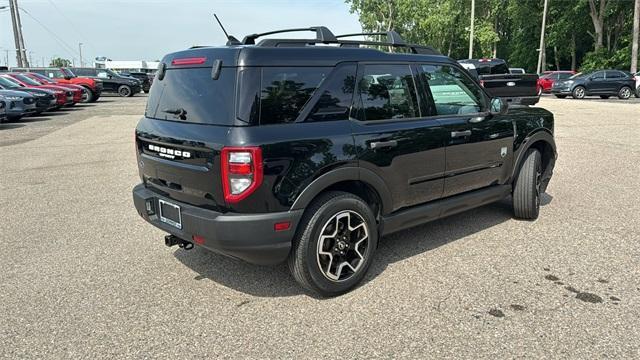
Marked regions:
[159,199,182,229]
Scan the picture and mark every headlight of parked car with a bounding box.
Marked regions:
[4,96,21,100]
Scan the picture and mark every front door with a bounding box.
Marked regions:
[350,63,448,211]
[587,71,607,94]
[418,63,514,197]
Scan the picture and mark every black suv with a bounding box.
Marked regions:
[119,71,152,93]
[133,28,557,296]
[70,67,141,97]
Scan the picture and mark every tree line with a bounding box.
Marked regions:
[346,0,638,73]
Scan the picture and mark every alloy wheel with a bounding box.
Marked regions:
[316,210,369,282]
[620,87,631,99]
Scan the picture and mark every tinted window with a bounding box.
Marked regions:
[473,61,509,75]
[358,64,419,121]
[605,71,622,79]
[306,64,356,122]
[558,73,572,79]
[592,71,605,80]
[260,67,328,125]
[422,64,484,115]
[146,67,236,125]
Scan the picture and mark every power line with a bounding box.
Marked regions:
[45,0,97,54]
[17,5,81,63]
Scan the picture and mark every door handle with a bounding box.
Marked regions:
[451,130,472,138]
[370,140,398,150]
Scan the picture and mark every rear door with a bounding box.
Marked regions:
[419,63,514,197]
[604,71,624,92]
[350,63,447,211]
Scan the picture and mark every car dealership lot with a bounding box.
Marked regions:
[1,96,639,358]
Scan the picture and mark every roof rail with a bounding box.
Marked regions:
[243,27,442,56]
[242,26,337,45]
[335,31,407,46]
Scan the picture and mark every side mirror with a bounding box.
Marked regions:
[490,97,508,115]
[107,75,113,79]
[64,76,71,80]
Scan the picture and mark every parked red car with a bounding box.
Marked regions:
[2,73,81,106]
[537,70,576,94]
[11,67,102,103]
[24,73,88,103]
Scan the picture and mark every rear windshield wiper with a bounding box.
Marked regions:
[162,108,187,120]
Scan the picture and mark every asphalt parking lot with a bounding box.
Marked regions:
[1,95,639,358]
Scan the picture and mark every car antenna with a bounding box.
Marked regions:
[214,14,241,45]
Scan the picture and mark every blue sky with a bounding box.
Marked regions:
[0,0,362,67]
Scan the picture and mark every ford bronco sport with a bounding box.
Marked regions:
[133,27,556,296]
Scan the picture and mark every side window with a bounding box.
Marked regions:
[97,70,109,79]
[52,70,64,78]
[421,64,484,115]
[306,64,356,122]
[605,71,622,79]
[558,73,572,80]
[260,67,329,125]
[592,71,605,80]
[358,64,419,121]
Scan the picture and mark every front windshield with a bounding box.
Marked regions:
[13,74,43,86]
[570,72,590,79]
[30,73,54,83]
[61,68,76,77]
[0,76,22,87]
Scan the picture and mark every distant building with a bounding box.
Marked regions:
[94,57,159,73]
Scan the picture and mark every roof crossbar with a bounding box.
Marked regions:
[242,26,337,45]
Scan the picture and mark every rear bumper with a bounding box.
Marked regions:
[132,184,303,265]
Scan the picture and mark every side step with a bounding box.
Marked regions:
[381,185,511,236]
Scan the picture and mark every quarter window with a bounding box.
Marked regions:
[421,64,484,115]
[358,64,419,121]
[306,64,356,122]
[260,67,329,124]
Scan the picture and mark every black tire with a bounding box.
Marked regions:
[288,191,378,297]
[80,87,94,103]
[513,149,542,220]
[118,85,132,97]
[635,86,640,98]
[572,86,586,99]
[7,115,23,122]
[599,95,610,99]
[554,95,567,99]
[618,86,632,100]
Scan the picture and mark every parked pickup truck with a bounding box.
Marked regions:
[458,58,539,106]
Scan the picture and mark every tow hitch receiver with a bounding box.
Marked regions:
[164,234,194,250]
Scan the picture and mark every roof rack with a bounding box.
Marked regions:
[244,28,441,56]
[242,26,337,45]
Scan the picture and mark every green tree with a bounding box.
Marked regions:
[50,57,71,67]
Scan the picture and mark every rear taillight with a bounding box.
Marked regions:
[221,147,263,204]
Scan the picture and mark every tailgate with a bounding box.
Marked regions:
[136,117,228,211]
[481,74,539,98]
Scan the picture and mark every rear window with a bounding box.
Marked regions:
[475,61,509,75]
[146,67,236,125]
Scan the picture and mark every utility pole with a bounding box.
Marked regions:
[631,0,639,73]
[79,43,83,67]
[9,0,29,67]
[468,0,475,59]
[536,0,549,74]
